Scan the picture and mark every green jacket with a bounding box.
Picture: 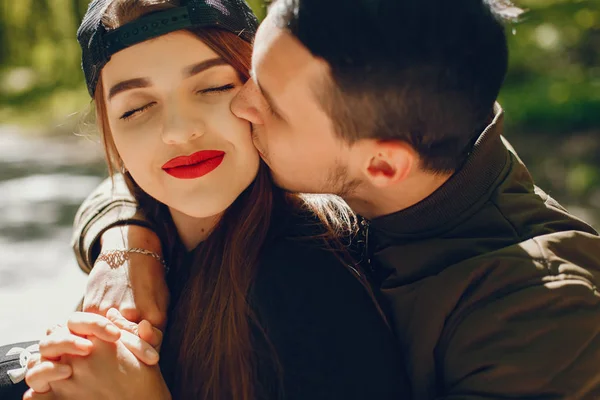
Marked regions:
[72,104,600,399]
[366,104,600,399]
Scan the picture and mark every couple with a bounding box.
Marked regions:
[3,0,600,398]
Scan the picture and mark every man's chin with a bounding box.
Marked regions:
[269,172,323,195]
[268,171,298,193]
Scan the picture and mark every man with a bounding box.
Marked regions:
[74,0,600,398]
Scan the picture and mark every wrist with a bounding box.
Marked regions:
[101,225,162,255]
[97,248,168,274]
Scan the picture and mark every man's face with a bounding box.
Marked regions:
[230,12,359,195]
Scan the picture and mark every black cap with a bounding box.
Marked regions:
[77,0,258,96]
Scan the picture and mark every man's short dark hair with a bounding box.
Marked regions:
[273,0,523,173]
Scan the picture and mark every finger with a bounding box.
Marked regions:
[38,334,93,359]
[25,361,72,393]
[67,312,121,342]
[108,309,163,351]
[107,308,139,336]
[143,306,168,331]
[27,353,41,370]
[23,388,56,400]
[138,320,163,351]
[118,306,142,324]
[23,388,58,400]
[118,329,160,366]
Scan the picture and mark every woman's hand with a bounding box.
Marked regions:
[84,225,169,331]
[106,308,164,352]
[24,311,163,397]
[25,336,170,400]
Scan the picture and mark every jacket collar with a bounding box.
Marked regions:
[369,103,510,237]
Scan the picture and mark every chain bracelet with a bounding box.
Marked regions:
[97,248,169,274]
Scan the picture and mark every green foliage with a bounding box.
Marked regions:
[246,0,268,19]
[0,0,597,221]
[499,0,600,133]
[0,0,268,126]
[0,0,598,133]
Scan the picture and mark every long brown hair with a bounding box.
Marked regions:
[93,2,359,399]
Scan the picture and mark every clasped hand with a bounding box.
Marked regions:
[23,309,170,400]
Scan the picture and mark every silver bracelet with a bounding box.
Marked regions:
[97,248,169,274]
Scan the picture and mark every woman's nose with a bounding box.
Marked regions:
[230,79,266,126]
[160,105,203,145]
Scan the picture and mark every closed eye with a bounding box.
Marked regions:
[120,102,156,120]
[197,83,235,95]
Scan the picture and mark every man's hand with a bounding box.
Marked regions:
[82,225,169,331]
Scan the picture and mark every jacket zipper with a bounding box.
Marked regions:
[355,218,392,328]
[360,218,374,274]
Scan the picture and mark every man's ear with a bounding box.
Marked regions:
[356,140,417,188]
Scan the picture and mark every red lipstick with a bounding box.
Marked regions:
[162,150,225,179]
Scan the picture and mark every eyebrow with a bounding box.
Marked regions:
[108,58,228,101]
[108,78,150,100]
[183,58,228,78]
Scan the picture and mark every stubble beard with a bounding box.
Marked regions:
[325,161,361,199]
[251,126,360,197]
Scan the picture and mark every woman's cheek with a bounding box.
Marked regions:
[112,126,158,180]
[214,99,254,143]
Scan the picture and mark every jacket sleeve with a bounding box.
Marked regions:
[70,174,154,273]
[439,234,600,399]
[252,239,411,400]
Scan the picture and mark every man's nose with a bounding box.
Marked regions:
[161,105,203,145]
[231,79,265,125]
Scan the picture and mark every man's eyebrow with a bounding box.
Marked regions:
[183,58,228,78]
[108,78,151,101]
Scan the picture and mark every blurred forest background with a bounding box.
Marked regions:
[1,0,599,216]
[0,0,598,342]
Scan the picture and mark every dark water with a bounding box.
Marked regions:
[0,127,105,344]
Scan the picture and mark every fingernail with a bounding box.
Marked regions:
[106,324,121,336]
[145,348,159,362]
[107,308,120,319]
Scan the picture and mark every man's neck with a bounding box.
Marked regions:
[349,103,505,223]
[346,170,452,220]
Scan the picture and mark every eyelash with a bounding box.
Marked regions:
[119,84,235,121]
[120,103,156,121]
[197,83,235,95]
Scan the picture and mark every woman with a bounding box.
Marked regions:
[0,0,409,399]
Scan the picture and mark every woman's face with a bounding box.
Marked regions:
[101,30,259,219]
